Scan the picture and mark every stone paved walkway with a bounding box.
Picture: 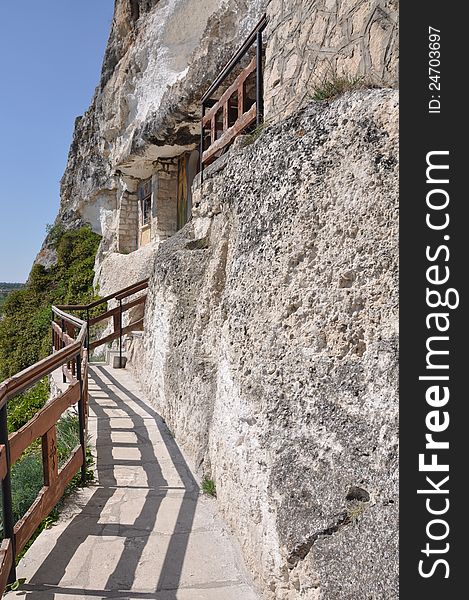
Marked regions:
[8,365,258,600]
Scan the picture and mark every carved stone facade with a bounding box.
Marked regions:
[264,0,399,121]
[117,180,139,254]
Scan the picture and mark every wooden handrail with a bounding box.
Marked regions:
[115,279,148,301]
[0,327,86,589]
[52,278,148,365]
[201,14,267,103]
[57,277,149,311]
[0,277,149,592]
[0,540,13,593]
[88,295,145,326]
[200,15,267,174]
[202,104,257,165]
[8,382,80,465]
[0,341,82,410]
[201,58,258,168]
[52,306,86,329]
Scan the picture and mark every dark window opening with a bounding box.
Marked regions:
[228,91,239,127]
[138,179,152,226]
[243,69,257,114]
[215,108,224,139]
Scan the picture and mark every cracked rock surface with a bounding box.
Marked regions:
[129,89,399,599]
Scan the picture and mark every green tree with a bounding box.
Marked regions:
[0,224,101,426]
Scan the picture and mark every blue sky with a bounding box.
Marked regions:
[0,1,114,282]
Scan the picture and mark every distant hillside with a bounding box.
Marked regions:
[0,282,24,290]
[0,282,25,311]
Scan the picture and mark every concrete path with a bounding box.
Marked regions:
[8,365,258,600]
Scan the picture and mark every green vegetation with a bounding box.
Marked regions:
[56,412,84,467]
[0,282,24,313]
[346,501,367,524]
[245,121,268,145]
[202,477,217,498]
[0,225,101,382]
[6,378,49,432]
[0,224,100,549]
[311,74,367,101]
[6,578,26,593]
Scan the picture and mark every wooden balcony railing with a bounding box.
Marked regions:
[0,278,149,592]
[200,14,267,175]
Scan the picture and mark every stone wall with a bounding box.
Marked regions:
[128,88,399,599]
[264,0,399,122]
[115,158,181,253]
[117,183,139,253]
[153,160,179,240]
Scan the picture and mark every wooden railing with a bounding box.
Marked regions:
[55,278,149,367]
[200,14,267,173]
[0,311,88,592]
[0,278,149,592]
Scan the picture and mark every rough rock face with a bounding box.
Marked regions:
[128,89,399,599]
[94,240,158,296]
[100,0,162,89]
[54,0,398,241]
[264,0,399,122]
[58,0,267,227]
[38,0,398,271]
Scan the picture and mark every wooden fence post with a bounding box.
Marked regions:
[61,318,67,384]
[0,405,16,584]
[76,354,87,483]
[256,29,264,126]
[119,299,123,368]
[42,425,58,486]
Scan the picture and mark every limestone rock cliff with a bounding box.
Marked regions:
[36,0,268,267]
[128,88,398,599]
[58,0,266,239]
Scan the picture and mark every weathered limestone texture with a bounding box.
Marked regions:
[264,0,399,122]
[37,0,268,275]
[58,0,267,233]
[94,242,158,297]
[128,89,399,599]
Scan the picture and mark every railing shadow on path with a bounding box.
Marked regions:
[19,365,199,599]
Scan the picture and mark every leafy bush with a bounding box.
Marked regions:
[7,378,49,432]
[202,477,217,497]
[45,222,65,248]
[0,283,24,314]
[0,225,101,382]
